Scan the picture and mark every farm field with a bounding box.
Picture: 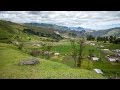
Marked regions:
[0,42,105,79]
[0,38,120,79]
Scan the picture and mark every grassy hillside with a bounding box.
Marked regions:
[23,26,63,41]
[0,43,105,79]
[0,20,63,43]
[0,20,41,43]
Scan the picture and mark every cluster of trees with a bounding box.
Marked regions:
[96,36,108,43]
[87,35,120,44]
[97,36,120,44]
[68,32,77,38]
[86,35,95,41]
[70,39,85,67]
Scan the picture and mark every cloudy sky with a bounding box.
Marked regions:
[0,11,120,30]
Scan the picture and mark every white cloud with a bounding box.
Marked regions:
[0,11,120,30]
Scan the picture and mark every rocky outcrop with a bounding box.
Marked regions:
[19,58,40,65]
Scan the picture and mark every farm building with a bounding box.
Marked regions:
[90,43,95,46]
[54,52,60,56]
[92,57,99,61]
[107,55,120,62]
[102,49,109,51]
[112,49,120,53]
[94,69,103,74]
[33,44,40,47]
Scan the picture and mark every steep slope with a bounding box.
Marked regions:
[23,26,63,41]
[0,20,63,43]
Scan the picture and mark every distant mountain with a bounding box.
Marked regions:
[24,23,91,31]
[68,26,85,31]
[24,23,71,31]
[24,23,88,37]
[23,23,120,38]
[88,27,120,37]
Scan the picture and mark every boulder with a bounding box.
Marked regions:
[19,59,40,65]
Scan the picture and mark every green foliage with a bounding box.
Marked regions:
[96,36,120,44]
[77,39,85,67]
[18,42,24,50]
[87,35,95,41]
[70,39,85,67]
[88,49,94,58]
[70,39,78,66]
[109,36,114,43]
[112,37,120,44]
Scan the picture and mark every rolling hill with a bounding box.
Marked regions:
[0,20,63,43]
[88,27,120,37]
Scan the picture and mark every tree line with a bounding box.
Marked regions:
[87,35,120,44]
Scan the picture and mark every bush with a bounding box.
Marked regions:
[87,35,95,41]
[18,43,24,50]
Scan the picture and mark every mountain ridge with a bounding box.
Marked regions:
[24,22,120,37]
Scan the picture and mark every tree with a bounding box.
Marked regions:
[87,49,94,69]
[103,37,107,43]
[18,42,24,50]
[113,38,120,44]
[41,43,53,59]
[45,45,53,59]
[70,39,78,67]
[70,39,85,67]
[109,36,114,43]
[77,39,85,67]
[87,35,95,41]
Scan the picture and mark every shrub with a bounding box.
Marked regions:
[18,43,24,50]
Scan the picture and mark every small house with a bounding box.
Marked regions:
[112,49,120,53]
[90,43,95,46]
[102,49,109,51]
[54,53,60,56]
[92,57,99,61]
[107,55,120,62]
[33,44,40,47]
[94,69,103,74]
